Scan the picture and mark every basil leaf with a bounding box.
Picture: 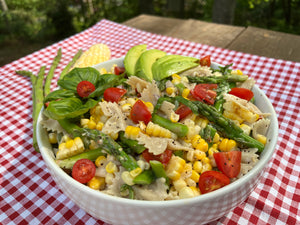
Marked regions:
[58,67,100,91]
[44,89,76,103]
[44,97,98,120]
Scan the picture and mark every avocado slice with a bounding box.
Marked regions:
[135,49,166,81]
[152,55,199,81]
[124,44,147,76]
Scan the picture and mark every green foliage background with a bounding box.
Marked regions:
[0,0,299,66]
[1,0,299,44]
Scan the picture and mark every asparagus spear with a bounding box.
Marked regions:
[56,148,105,169]
[193,101,265,152]
[44,48,62,97]
[58,119,139,171]
[152,114,188,138]
[16,66,45,152]
[59,49,83,80]
[187,74,248,84]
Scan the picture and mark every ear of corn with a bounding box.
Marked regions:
[56,137,85,160]
[72,43,111,68]
[145,122,175,139]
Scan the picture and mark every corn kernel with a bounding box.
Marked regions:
[185,178,196,187]
[80,118,89,128]
[99,68,108,74]
[48,133,57,144]
[106,162,118,173]
[129,167,142,178]
[96,122,104,131]
[202,157,210,164]
[213,133,220,143]
[170,112,180,123]
[202,163,212,173]
[125,126,141,139]
[121,103,132,112]
[193,161,203,173]
[87,176,106,190]
[219,138,237,152]
[179,186,194,199]
[172,74,181,80]
[256,134,267,145]
[190,186,200,196]
[173,179,187,192]
[190,170,200,183]
[65,139,74,149]
[166,87,176,95]
[95,156,106,167]
[105,173,114,185]
[166,156,186,180]
[240,124,251,135]
[144,102,154,113]
[121,171,134,186]
[87,120,96,129]
[182,88,190,98]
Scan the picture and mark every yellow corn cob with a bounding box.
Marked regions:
[56,137,85,160]
[145,122,174,139]
[219,138,237,152]
[166,156,186,180]
[72,43,111,68]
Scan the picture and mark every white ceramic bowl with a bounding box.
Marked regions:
[37,57,278,225]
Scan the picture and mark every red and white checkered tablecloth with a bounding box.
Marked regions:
[0,19,299,225]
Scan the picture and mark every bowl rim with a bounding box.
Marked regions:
[37,57,279,207]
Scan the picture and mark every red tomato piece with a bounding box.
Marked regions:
[72,159,96,184]
[175,104,193,120]
[191,83,218,105]
[213,151,242,178]
[198,171,230,194]
[114,66,125,75]
[229,87,254,101]
[142,149,173,166]
[103,87,127,103]
[130,99,152,124]
[199,55,211,67]
[77,81,96,98]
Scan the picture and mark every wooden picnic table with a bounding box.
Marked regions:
[123,14,300,62]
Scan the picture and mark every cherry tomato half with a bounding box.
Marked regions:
[175,104,193,120]
[130,99,152,124]
[213,151,242,178]
[191,83,218,105]
[103,87,127,103]
[199,55,211,67]
[198,170,230,194]
[229,87,254,101]
[72,159,96,184]
[142,149,173,166]
[77,81,96,98]
[114,66,125,75]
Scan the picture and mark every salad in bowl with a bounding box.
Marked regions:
[39,44,273,201]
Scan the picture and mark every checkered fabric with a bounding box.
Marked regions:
[0,19,299,225]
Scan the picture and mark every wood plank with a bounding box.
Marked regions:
[227,26,300,62]
[123,14,185,36]
[165,19,245,48]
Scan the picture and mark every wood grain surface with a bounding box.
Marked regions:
[123,14,300,62]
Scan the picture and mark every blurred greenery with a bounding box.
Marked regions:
[1,0,299,66]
